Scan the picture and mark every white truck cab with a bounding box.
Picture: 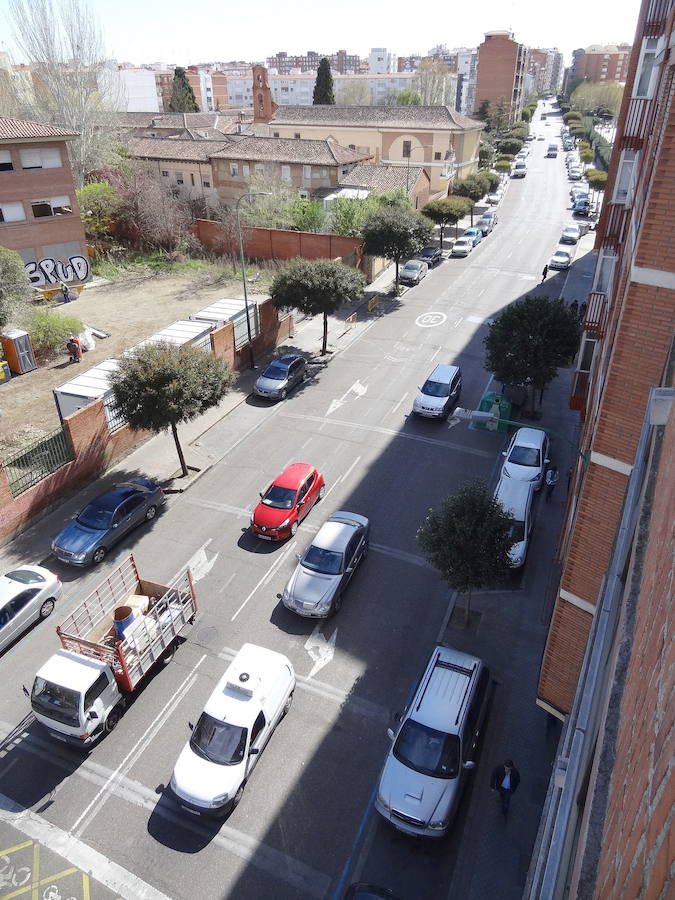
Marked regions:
[170,643,295,816]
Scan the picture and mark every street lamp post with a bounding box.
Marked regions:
[235,191,271,370]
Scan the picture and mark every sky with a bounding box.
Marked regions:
[0,0,640,69]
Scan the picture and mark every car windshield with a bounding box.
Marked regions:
[403,263,419,272]
[507,520,526,543]
[262,485,297,509]
[421,379,449,398]
[76,502,115,530]
[31,677,80,727]
[261,363,288,381]
[190,713,248,765]
[393,719,460,779]
[421,249,435,257]
[509,445,541,467]
[5,569,45,584]
[302,544,343,575]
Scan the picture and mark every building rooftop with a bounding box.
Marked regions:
[338,163,426,194]
[0,116,79,141]
[269,104,483,132]
[128,138,227,162]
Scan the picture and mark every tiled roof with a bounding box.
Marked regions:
[211,136,371,165]
[0,116,79,141]
[128,138,227,162]
[270,105,484,132]
[338,163,426,194]
[110,112,251,130]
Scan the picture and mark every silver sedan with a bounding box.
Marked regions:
[0,565,62,653]
[278,512,369,617]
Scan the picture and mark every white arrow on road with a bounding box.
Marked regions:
[326,380,368,417]
[184,539,219,583]
[304,623,337,679]
[447,415,461,429]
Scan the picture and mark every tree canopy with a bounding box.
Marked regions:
[169,67,199,112]
[111,342,235,477]
[289,198,326,233]
[313,58,335,104]
[361,209,434,288]
[270,259,364,354]
[397,89,422,105]
[0,246,32,328]
[76,182,121,239]
[422,197,472,246]
[483,296,581,411]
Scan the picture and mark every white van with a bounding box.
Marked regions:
[375,646,490,837]
[170,644,295,815]
[494,477,535,568]
[511,161,527,178]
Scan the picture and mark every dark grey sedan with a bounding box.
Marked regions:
[51,479,165,565]
[278,511,369,617]
[254,354,307,401]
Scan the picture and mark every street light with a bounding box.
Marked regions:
[235,191,271,369]
[405,144,433,194]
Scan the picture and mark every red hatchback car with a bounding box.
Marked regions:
[251,463,325,541]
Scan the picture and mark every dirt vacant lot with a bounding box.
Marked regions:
[0,271,260,452]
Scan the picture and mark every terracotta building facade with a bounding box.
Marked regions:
[570,43,633,83]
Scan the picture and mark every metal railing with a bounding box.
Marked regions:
[106,402,128,433]
[3,427,73,497]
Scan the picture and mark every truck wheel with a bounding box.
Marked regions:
[39,599,55,619]
[105,708,121,733]
[161,641,176,665]
[92,547,107,564]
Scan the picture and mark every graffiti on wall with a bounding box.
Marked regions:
[25,255,90,286]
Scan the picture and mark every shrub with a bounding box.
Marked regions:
[22,309,83,359]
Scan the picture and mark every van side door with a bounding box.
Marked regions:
[247,710,267,774]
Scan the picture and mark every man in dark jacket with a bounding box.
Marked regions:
[491,759,521,818]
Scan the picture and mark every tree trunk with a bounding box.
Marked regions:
[171,421,189,478]
[394,256,400,291]
[465,589,472,625]
[321,311,328,355]
[439,225,444,249]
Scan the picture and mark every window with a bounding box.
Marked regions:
[302,165,312,180]
[402,140,411,158]
[31,196,72,218]
[84,673,109,710]
[613,150,637,205]
[176,172,184,185]
[273,131,280,138]
[230,163,239,177]
[633,37,661,98]
[190,173,195,186]
[281,164,291,182]
[294,132,301,139]
[0,201,26,223]
[250,711,266,745]
[434,152,441,161]
[161,170,169,177]
[0,150,13,172]
[202,178,211,188]
[20,147,62,169]
[348,144,356,150]
[255,163,264,174]
[242,164,249,177]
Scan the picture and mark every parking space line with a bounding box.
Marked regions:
[231,542,296,621]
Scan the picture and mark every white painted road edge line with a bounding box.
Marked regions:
[71,655,206,836]
[231,542,295,621]
[0,792,172,900]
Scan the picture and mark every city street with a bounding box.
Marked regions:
[0,110,593,900]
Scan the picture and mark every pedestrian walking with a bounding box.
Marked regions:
[541,264,548,282]
[545,466,559,501]
[60,281,71,303]
[491,759,521,819]
[569,300,579,318]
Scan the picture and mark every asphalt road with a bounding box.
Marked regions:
[0,110,589,900]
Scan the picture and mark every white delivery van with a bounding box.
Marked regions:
[170,643,295,816]
[494,477,535,568]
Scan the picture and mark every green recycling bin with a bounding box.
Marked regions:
[474,391,511,432]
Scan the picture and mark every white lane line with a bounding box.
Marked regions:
[429,345,441,362]
[369,542,430,569]
[300,437,313,451]
[454,317,464,327]
[231,543,296,621]
[282,413,493,459]
[0,792,173,900]
[339,455,362,485]
[390,392,409,416]
[180,496,250,518]
[71,657,205,837]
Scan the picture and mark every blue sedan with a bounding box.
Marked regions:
[51,479,165,566]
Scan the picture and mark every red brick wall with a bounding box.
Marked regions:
[475,34,519,114]
[538,595,593,714]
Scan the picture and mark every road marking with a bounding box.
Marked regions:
[466,314,491,325]
[282,413,493,459]
[447,415,461,429]
[339,455,361,485]
[0,792,173,900]
[305,623,338,678]
[369,542,430,569]
[415,312,447,328]
[454,317,464,327]
[184,539,218,583]
[429,345,441,362]
[180,496,250,518]
[231,542,296,621]
[71,657,205,837]
[390,392,409,416]
[326,379,368,416]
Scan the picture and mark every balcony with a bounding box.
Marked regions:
[621,97,657,151]
[583,291,609,338]
[598,203,629,250]
[569,370,590,412]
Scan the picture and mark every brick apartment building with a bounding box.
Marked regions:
[0,116,89,288]
[528,48,564,95]
[266,49,360,74]
[474,30,529,123]
[570,43,633,83]
[525,3,674,896]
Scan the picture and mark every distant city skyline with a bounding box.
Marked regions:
[0,0,639,71]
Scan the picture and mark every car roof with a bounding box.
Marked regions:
[204,643,293,725]
[89,481,151,510]
[0,565,53,601]
[411,646,483,733]
[312,519,356,553]
[495,477,534,516]
[404,260,422,267]
[455,237,472,243]
[268,354,300,368]
[274,462,315,487]
[425,364,459,384]
[510,427,547,449]
[35,649,108,691]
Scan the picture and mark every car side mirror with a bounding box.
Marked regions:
[295,553,302,561]
[22,685,29,698]
[276,593,282,600]
[502,451,507,457]
[387,728,395,741]
[88,710,99,721]
[463,760,476,770]
[188,721,194,731]
[249,747,260,756]
[259,492,263,499]
[393,711,402,723]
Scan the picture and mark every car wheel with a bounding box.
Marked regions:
[92,547,107,564]
[145,505,157,522]
[290,521,298,536]
[232,782,246,809]
[39,599,55,619]
[362,540,369,559]
[105,707,122,734]
[282,691,294,717]
[279,389,287,400]
[317,485,325,502]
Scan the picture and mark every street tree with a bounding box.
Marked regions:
[361,208,434,289]
[335,79,372,106]
[397,90,422,105]
[289,198,327,233]
[586,168,608,214]
[329,197,369,237]
[486,96,511,132]
[483,295,580,413]
[413,58,452,105]
[0,246,32,328]
[169,67,199,112]
[422,196,472,246]
[452,174,489,225]
[417,480,514,622]
[270,259,365,355]
[313,58,335,105]
[495,159,512,173]
[497,138,524,156]
[76,182,121,240]
[579,148,594,167]
[111,341,235,478]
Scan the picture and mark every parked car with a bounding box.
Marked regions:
[462,227,482,247]
[0,565,62,653]
[51,479,165,566]
[418,247,443,267]
[375,645,490,837]
[254,354,307,401]
[568,169,583,181]
[525,134,536,142]
[278,511,369,617]
[501,427,550,490]
[537,135,545,140]
[399,260,428,285]
[170,643,295,816]
[573,200,592,217]
[451,237,473,257]
[494,478,535,569]
[560,224,581,244]
[570,185,589,200]
[478,211,498,235]
[511,161,527,178]
[486,192,501,205]
[412,364,462,419]
[549,249,572,269]
[251,463,325,540]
